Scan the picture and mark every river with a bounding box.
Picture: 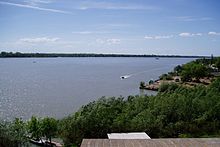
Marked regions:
[0,57,195,120]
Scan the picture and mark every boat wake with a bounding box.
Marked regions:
[120,67,169,80]
[120,75,132,79]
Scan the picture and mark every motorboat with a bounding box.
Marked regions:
[120,75,130,79]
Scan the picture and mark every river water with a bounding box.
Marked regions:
[0,57,194,120]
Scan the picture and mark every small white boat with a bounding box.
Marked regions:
[120,75,130,79]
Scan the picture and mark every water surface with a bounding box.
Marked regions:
[0,57,194,120]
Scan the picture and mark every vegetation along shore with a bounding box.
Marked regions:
[0,51,208,58]
[140,56,220,91]
[1,57,220,146]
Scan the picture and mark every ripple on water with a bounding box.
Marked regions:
[0,57,195,120]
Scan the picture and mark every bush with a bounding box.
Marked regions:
[60,78,220,145]
[140,81,145,88]
[215,57,220,69]
[159,83,179,92]
[180,62,209,82]
[158,82,170,92]
[0,118,28,147]
[159,74,173,80]
[174,65,182,74]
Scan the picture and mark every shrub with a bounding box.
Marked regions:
[140,81,145,88]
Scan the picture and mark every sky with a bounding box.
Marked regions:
[0,0,220,56]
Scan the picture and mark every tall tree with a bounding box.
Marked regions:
[10,118,28,146]
[28,116,42,141]
[215,57,220,69]
[41,117,58,145]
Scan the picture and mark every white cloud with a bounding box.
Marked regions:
[208,32,220,36]
[179,32,191,37]
[196,33,202,36]
[179,32,202,37]
[93,23,135,31]
[155,35,173,39]
[19,37,60,43]
[24,0,52,6]
[96,38,121,45]
[0,1,71,14]
[144,36,154,39]
[96,39,105,44]
[72,31,109,35]
[144,35,173,40]
[72,31,93,35]
[106,39,121,45]
[173,16,213,22]
[77,1,157,10]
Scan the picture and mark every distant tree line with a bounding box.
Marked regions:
[0,51,208,58]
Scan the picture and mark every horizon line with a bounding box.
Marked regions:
[0,51,213,58]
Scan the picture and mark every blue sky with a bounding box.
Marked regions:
[0,0,220,55]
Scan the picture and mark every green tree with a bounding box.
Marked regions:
[60,78,220,145]
[28,116,42,141]
[140,81,145,88]
[0,121,17,147]
[159,74,173,80]
[174,65,182,74]
[215,57,220,69]
[181,62,208,82]
[9,118,28,146]
[41,117,58,144]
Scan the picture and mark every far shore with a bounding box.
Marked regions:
[0,52,209,58]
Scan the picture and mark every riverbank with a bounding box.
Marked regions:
[61,77,220,146]
[140,58,220,91]
[1,75,220,147]
[140,76,216,91]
